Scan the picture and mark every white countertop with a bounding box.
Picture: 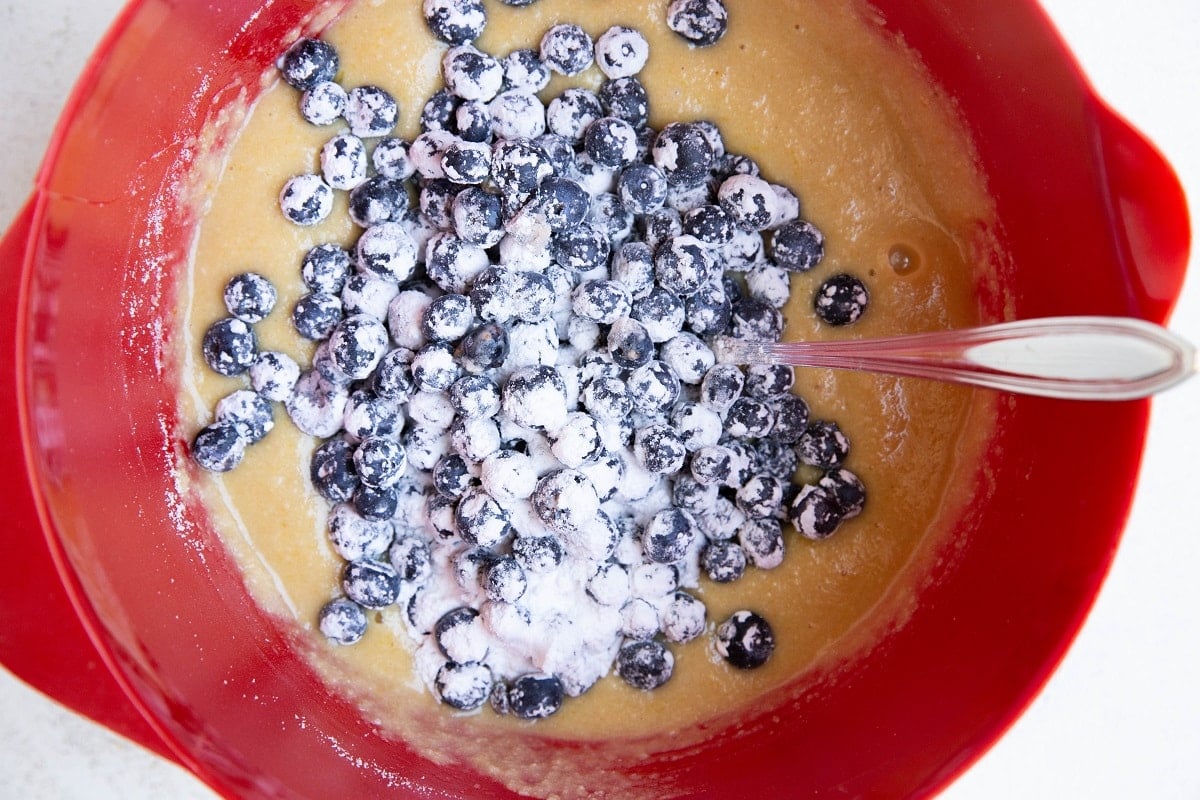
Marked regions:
[1,1,1197,798]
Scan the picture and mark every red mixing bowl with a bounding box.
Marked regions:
[0,0,1191,797]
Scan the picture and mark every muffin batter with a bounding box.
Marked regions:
[175,0,1002,792]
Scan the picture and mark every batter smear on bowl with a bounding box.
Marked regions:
[175,0,1003,790]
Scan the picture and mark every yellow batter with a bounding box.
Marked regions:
[175,0,1002,794]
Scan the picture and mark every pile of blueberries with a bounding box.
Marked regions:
[192,0,870,719]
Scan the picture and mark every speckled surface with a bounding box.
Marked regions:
[1,1,1197,798]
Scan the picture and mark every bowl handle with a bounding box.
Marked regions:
[0,197,179,763]
[1093,103,1192,324]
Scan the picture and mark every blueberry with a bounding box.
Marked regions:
[761,396,807,446]
[531,176,590,231]
[318,597,368,645]
[442,44,504,102]
[191,422,246,472]
[684,281,732,337]
[550,412,603,468]
[670,402,722,451]
[667,0,729,47]
[442,140,492,184]
[372,137,415,180]
[344,85,399,138]
[249,351,300,402]
[484,555,528,603]
[508,673,564,719]
[353,482,399,521]
[454,486,512,547]
[606,317,654,369]
[639,207,683,252]
[423,0,487,44]
[301,81,347,126]
[716,610,775,669]
[580,375,633,421]
[455,100,494,143]
[435,606,490,663]
[743,364,795,398]
[512,534,564,574]
[223,272,277,323]
[633,424,687,474]
[611,241,656,299]
[320,132,369,190]
[280,38,339,91]
[389,533,433,584]
[745,263,792,310]
[681,204,736,248]
[531,469,599,534]
[422,292,476,343]
[796,420,850,468]
[311,438,359,503]
[353,436,407,489]
[202,317,257,376]
[725,397,775,438]
[818,467,866,519]
[452,187,505,247]
[372,349,416,401]
[815,273,869,326]
[328,314,389,379]
[672,473,718,512]
[435,661,492,710]
[621,598,661,640]
[573,280,632,324]
[545,88,603,143]
[589,192,633,241]
[357,221,419,283]
[348,176,409,227]
[279,173,334,226]
[736,475,784,519]
[695,496,746,541]
[599,76,651,129]
[540,23,594,76]
[626,360,681,415]
[661,591,706,643]
[753,436,800,480]
[641,508,697,564]
[584,117,638,169]
[291,292,343,341]
[766,221,823,272]
[595,26,650,79]
[342,559,401,609]
[737,517,785,569]
[490,138,553,201]
[653,123,715,187]
[717,174,777,231]
[690,444,735,487]
[586,562,631,607]
[432,452,475,498]
[631,286,685,343]
[488,90,547,140]
[730,296,784,342]
[789,483,844,540]
[426,233,490,294]
[616,639,674,691]
[327,502,394,561]
[214,389,274,444]
[659,332,716,385]
[411,342,462,392]
[701,540,747,583]
[551,225,610,273]
[654,235,714,296]
[457,322,509,373]
[534,133,576,175]
[301,244,352,295]
[502,48,551,93]
[420,178,463,228]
